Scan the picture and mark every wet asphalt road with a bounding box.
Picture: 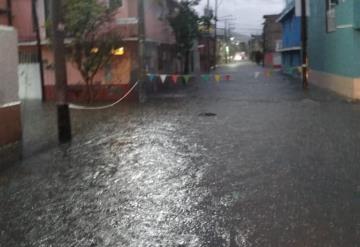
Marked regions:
[1,62,360,246]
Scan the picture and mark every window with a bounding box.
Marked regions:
[326,0,338,32]
[108,0,122,9]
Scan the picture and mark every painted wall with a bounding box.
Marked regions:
[125,0,175,44]
[282,51,301,68]
[0,0,48,41]
[281,11,301,48]
[0,26,19,104]
[0,0,9,25]
[0,26,21,148]
[308,0,360,78]
[5,0,175,44]
[278,4,301,72]
[9,0,177,102]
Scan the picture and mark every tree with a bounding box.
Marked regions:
[168,0,200,74]
[63,0,123,101]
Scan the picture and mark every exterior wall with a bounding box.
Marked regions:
[264,52,281,68]
[9,0,178,102]
[282,51,301,68]
[118,0,175,44]
[248,35,263,62]
[6,0,37,42]
[263,15,282,52]
[37,42,139,102]
[281,13,301,48]
[263,15,282,67]
[309,70,360,99]
[0,0,10,25]
[278,2,302,74]
[308,0,360,98]
[0,26,21,149]
[144,0,175,44]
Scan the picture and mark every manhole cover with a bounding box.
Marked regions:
[198,112,217,117]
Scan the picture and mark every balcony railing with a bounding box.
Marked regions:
[275,40,283,51]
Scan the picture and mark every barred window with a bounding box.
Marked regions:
[326,0,338,32]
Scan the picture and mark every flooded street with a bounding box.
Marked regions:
[1,62,360,246]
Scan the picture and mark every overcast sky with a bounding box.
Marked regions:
[196,0,285,35]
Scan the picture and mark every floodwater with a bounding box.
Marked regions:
[0,62,359,246]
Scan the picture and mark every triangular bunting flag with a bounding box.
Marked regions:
[225,75,231,81]
[201,74,210,82]
[160,74,167,84]
[214,74,221,83]
[147,74,155,82]
[171,75,179,84]
[264,70,270,78]
[183,75,191,84]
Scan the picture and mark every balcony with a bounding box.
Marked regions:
[276,39,301,53]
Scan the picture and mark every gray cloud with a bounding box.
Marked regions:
[196,0,285,35]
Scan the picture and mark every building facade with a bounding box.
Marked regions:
[277,0,302,76]
[0,26,21,169]
[0,0,179,102]
[308,0,360,99]
[248,35,263,64]
[263,14,282,68]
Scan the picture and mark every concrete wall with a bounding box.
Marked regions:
[0,26,22,149]
[0,26,19,105]
[308,0,360,98]
[308,0,360,78]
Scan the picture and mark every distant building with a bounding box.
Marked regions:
[277,0,302,76]
[0,0,180,102]
[263,14,282,68]
[248,35,263,64]
[308,0,360,99]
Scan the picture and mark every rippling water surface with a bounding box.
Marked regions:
[1,63,359,246]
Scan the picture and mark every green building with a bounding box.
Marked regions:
[308,0,360,99]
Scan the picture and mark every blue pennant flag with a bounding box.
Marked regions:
[147,74,156,82]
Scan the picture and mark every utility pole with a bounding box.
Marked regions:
[32,0,45,101]
[206,0,211,72]
[301,0,308,89]
[137,0,146,103]
[6,0,12,25]
[214,0,218,68]
[51,0,72,143]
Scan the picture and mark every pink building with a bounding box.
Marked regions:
[1,0,179,102]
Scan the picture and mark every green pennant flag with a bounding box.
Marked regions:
[183,75,191,84]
